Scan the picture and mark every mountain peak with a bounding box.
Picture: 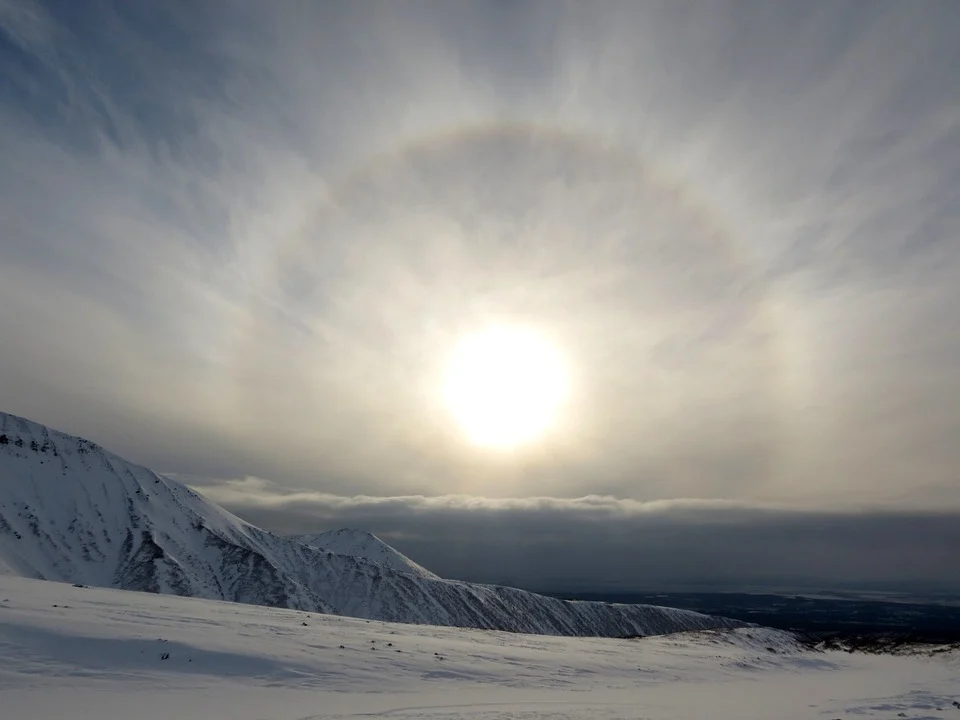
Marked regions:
[0,410,96,462]
[293,528,440,580]
[323,528,378,540]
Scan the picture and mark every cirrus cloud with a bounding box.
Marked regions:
[1,1,959,540]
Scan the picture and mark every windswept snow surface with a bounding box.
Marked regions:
[0,411,743,637]
[1,577,958,720]
[295,528,440,579]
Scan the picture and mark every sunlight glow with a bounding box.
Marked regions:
[443,326,569,449]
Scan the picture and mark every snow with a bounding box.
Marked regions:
[0,410,748,638]
[294,528,440,579]
[1,575,957,720]
[3,410,957,718]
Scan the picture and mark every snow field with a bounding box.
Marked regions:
[1,576,957,720]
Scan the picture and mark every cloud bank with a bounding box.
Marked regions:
[198,478,960,593]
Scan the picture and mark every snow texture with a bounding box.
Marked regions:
[1,575,957,720]
[0,410,744,637]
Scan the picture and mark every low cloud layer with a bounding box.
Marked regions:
[197,479,960,593]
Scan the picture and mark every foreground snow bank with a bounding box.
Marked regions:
[1,576,957,720]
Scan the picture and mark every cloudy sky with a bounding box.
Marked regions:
[2,1,958,592]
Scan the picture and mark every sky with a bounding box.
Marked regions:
[1,1,959,592]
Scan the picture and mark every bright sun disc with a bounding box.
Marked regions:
[443,326,569,448]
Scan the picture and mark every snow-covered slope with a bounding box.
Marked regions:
[2,576,958,720]
[294,528,439,579]
[0,411,746,637]
[0,412,335,611]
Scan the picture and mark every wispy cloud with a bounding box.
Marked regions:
[0,0,53,54]
[0,1,958,511]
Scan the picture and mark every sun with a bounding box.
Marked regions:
[443,326,569,448]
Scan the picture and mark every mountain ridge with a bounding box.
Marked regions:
[293,528,439,580]
[0,410,748,637]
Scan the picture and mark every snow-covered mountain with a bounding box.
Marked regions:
[293,528,439,579]
[0,411,747,637]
